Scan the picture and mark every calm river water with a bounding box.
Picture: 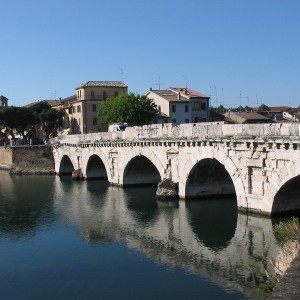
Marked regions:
[0,171,287,299]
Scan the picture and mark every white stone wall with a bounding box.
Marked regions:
[52,123,300,214]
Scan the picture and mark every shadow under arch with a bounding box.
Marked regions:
[185,158,236,198]
[86,154,108,179]
[123,155,161,186]
[59,155,75,174]
[272,175,300,215]
[186,197,238,250]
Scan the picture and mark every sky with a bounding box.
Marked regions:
[1,0,300,108]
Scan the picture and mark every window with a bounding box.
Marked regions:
[172,119,176,123]
[92,104,97,112]
[93,117,97,125]
[78,118,81,126]
[185,105,189,112]
[192,103,201,111]
[158,105,161,114]
[69,108,73,114]
[201,103,207,110]
[192,117,200,123]
[185,119,189,123]
[103,91,107,100]
[172,105,176,113]
[77,105,81,113]
[164,119,168,123]
[153,119,157,124]
[91,91,95,100]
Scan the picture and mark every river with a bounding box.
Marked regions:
[0,171,289,299]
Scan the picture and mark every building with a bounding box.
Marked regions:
[60,81,128,134]
[146,87,210,125]
[224,111,271,124]
[0,95,8,107]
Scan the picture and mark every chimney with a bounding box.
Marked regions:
[150,87,152,91]
[185,88,187,95]
[178,92,181,100]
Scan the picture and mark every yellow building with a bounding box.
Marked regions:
[61,81,128,134]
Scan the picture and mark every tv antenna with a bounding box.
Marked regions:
[239,91,248,110]
[120,68,124,82]
[183,75,188,88]
[154,76,163,90]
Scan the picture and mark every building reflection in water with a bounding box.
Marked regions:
[52,176,281,297]
[0,172,284,298]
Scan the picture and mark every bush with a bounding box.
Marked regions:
[273,217,300,243]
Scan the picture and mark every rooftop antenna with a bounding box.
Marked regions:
[239,91,248,111]
[120,68,124,82]
[215,86,220,107]
[255,94,263,106]
[154,76,163,90]
[183,75,188,89]
[209,85,217,107]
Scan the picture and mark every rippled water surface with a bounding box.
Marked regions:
[0,172,283,299]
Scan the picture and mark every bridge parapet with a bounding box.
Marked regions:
[52,123,300,145]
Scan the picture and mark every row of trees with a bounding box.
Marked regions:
[210,104,271,113]
[0,102,63,144]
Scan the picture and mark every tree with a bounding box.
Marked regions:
[0,106,35,143]
[98,93,158,126]
[30,102,61,137]
[258,104,270,111]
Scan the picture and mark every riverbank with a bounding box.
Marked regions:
[0,146,55,174]
[271,217,300,299]
[271,250,300,299]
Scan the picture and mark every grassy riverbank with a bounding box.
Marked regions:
[258,217,300,298]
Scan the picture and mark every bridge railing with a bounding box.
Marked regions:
[51,123,300,145]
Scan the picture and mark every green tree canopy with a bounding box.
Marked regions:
[98,93,158,126]
[0,102,62,143]
[258,104,270,111]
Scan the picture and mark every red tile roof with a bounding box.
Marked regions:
[148,87,209,103]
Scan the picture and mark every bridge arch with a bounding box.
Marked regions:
[119,148,165,186]
[123,155,161,186]
[178,146,246,209]
[184,158,236,198]
[85,154,107,179]
[267,161,300,215]
[59,155,75,174]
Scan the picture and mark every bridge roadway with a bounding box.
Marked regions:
[51,123,300,215]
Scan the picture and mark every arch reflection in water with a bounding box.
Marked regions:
[52,180,280,298]
[185,197,237,250]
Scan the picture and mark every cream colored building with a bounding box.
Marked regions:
[146,87,210,125]
[61,81,128,134]
[0,95,8,107]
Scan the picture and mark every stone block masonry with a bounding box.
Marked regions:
[52,123,300,215]
[0,146,55,174]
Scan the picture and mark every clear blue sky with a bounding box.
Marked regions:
[1,0,299,108]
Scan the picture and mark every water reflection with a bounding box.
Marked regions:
[0,172,55,238]
[185,198,237,250]
[0,171,285,299]
[51,176,280,298]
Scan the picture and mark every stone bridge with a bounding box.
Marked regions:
[51,123,300,215]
